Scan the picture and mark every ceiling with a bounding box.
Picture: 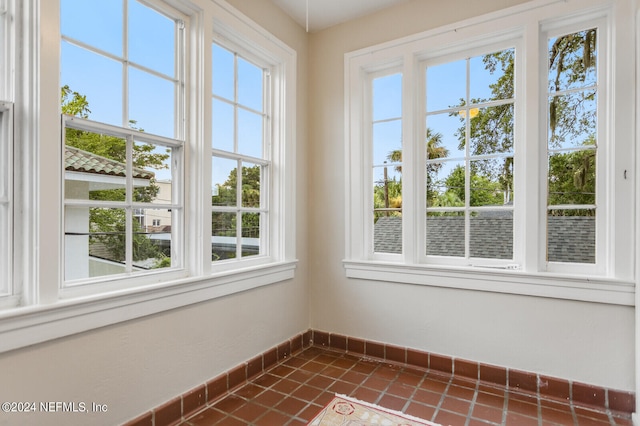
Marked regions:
[270,0,412,33]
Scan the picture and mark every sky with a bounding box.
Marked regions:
[60,0,265,187]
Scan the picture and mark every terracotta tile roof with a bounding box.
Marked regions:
[65,145,154,180]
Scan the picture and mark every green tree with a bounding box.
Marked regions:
[443,164,504,207]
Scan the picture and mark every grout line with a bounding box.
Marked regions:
[429,371,453,423]
[500,389,509,425]
[463,378,480,426]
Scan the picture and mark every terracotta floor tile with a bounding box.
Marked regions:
[472,402,505,423]
[434,409,468,425]
[183,407,225,425]
[230,401,268,422]
[377,393,406,411]
[273,396,307,416]
[253,409,291,425]
[177,346,628,426]
[252,388,285,407]
[405,401,437,420]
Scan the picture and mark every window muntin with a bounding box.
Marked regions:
[425,48,515,263]
[211,42,268,263]
[372,73,403,255]
[60,0,184,285]
[546,28,598,266]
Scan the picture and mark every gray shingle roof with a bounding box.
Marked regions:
[374,215,595,263]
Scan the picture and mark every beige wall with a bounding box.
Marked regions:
[306,0,635,392]
[0,1,309,425]
[0,1,635,425]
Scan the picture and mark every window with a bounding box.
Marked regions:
[0,0,297,352]
[60,0,184,285]
[211,42,268,263]
[424,49,515,264]
[345,1,634,304]
[545,27,601,273]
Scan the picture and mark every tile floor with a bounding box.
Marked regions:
[180,346,633,426]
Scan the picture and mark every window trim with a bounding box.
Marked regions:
[0,0,297,353]
[344,0,634,305]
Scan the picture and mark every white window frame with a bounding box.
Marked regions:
[0,0,297,353]
[344,0,634,306]
[418,40,521,269]
[541,18,607,277]
[210,39,271,270]
[0,0,16,308]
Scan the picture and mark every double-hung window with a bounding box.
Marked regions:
[345,0,634,304]
[0,0,297,352]
[60,0,185,288]
[211,41,268,264]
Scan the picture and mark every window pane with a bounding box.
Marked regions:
[212,99,234,151]
[212,212,236,261]
[237,108,262,158]
[469,49,514,102]
[470,210,513,259]
[65,207,126,281]
[373,119,402,166]
[64,129,129,202]
[241,163,261,208]
[241,212,260,257]
[61,41,123,126]
[374,165,402,212]
[132,210,171,270]
[469,104,514,155]
[428,161,465,207]
[548,29,597,92]
[427,59,465,112]
[133,141,172,204]
[548,91,596,150]
[238,57,263,112]
[547,210,595,264]
[212,43,234,101]
[548,150,596,205]
[61,0,122,57]
[128,0,175,77]
[426,212,464,257]
[426,113,465,159]
[374,214,402,254]
[470,158,513,207]
[129,68,175,138]
[373,73,402,121]
[212,156,238,206]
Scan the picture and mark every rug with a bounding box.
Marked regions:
[307,394,441,426]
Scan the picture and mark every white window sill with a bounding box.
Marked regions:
[343,260,634,306]
[0,260,297,353]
